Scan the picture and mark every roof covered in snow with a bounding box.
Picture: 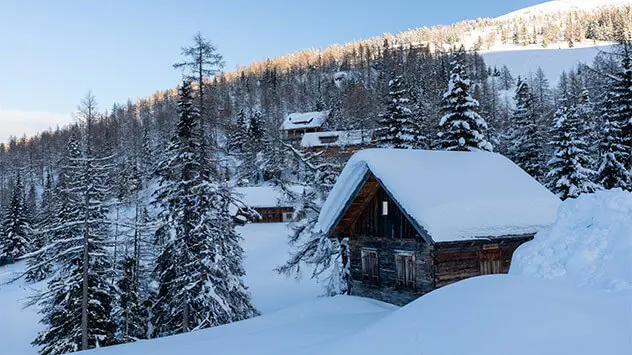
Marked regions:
[280,110,330,131]
[317,149,561,243]
[234,186,293,208]
[300,130,373,148]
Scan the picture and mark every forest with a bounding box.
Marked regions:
[1,3,632,353]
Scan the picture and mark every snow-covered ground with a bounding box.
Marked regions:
[3,191,631,355]
[481,44,612,83]
[0,263,44,354]
[0,222,322,354]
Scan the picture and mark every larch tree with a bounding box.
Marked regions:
[438,48,492,152]
[32,93,116,354]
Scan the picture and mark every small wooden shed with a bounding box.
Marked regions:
[234,186,295,224]
[318,149,561,305]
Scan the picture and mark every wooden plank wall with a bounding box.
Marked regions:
[348,234,434,306]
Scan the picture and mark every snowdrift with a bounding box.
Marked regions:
[511,189,632,292]
[328,275,632,355]
[85,296,395,355]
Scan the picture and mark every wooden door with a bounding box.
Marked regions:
[479,250,503,275]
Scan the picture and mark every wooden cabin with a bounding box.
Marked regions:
[318,149,561,306]
[280,110,330,145]
[233,186,296,224]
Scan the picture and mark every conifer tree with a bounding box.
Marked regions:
[604,41,632,170]
[507,78,547,180]
[375,73,419,148]
[438,49,492,151]
[0,172,31,263]
[152,81,257,337]
[547,99,599,200]
[228,109,248,153]
[26,171,55,282]
[597,117,631,189]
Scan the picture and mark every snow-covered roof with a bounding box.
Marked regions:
[280,110,330,131]
[300,130,373,148]
[318,149,561,243]
[235,186,293,208]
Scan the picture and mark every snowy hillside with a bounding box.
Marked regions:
[498,0,632,20]
[481,44,612,83]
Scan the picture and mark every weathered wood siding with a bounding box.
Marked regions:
[348,235,434,306]
[433,237,532,288]
[349,186,420,240]
[339,177,534,306]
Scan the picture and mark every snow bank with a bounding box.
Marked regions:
[511,189,632,292]
[318,149,560,242]
[329,275,632,355]
[86,296,395,355]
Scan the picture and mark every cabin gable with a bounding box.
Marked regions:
[333,173,533,306]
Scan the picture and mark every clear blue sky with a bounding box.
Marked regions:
[0,0,543,140]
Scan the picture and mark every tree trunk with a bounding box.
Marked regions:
[81,188,90,350]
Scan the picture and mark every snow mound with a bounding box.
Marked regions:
[318,149,560,242]
[84,296,395,355]
[329,275,632,355]
[511,189,632,292]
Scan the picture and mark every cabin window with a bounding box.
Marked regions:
[395,253,416,289]
[382,200,388,216]
[361,248,379,283]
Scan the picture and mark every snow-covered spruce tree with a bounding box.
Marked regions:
[597,116,631,189]
[152,81,257,337]
[546,99,599,200]
[116,255,145,343]
[228,109,248,153]
[26,170,56,282]
[33,94,117,354]
[507,78,547,180]
[438,49,492,152]
[604,41,632,171]
[375,73,419,148]
[0,172,32,263]
[276,144,348,296]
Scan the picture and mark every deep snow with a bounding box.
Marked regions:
[511,189,632,292]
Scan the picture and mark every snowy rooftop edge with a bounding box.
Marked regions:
[280,110,330,131]
[317,149,561,243]
[300,129,374,148]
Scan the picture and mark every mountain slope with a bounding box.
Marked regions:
[498,0,632,20]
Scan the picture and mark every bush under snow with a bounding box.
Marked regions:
[511,189,632,292]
